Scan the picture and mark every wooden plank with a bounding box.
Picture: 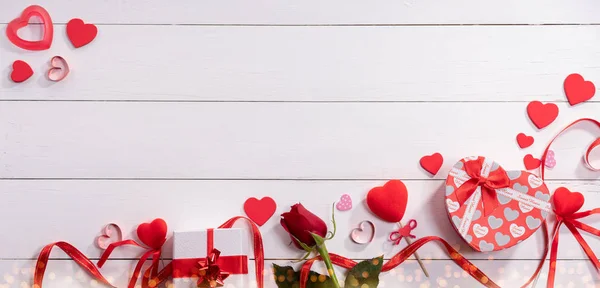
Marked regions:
[0,102,598,179]
[1,25,599,102]
[1,180,598,260]
[2,0,599,25]
[0,259,596,287]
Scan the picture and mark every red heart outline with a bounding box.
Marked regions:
[523,154,541,170]
[420,153,444,175]
[67,18,98,48]
[527,101,559,129]
[552,187,584,217]
[564,73,596,106]
[136,218,167,250]
[366,180,408,223]
[244,197,277,226]
[6,5,53,51]
[516,133,534,149]
[10,60,33,83]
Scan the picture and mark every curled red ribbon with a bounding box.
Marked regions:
[389,219,417,245]
[454,157,510,216]
[97,239,161,288]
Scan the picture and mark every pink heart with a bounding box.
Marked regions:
[336,194,353,211]
[96,223,123,249]
[350,221,375,244]
[47,56,70,82]
[545,150,556,168]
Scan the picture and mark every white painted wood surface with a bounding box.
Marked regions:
[2,1,600,287]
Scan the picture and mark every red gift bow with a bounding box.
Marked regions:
[454,157,511,216]
[33,216,265,288]
[388,219,417,245]
[195,248,231,287]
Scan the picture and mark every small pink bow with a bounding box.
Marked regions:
[389,219,417,245]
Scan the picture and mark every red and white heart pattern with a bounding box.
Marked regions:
[445,156,551,252]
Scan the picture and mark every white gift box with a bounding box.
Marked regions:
[172,228,249,288]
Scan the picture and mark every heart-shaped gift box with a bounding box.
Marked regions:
[445,156,552,252]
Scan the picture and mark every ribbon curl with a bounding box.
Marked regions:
[454,157,510,216]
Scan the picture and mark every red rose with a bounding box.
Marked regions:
[280,203,328,249]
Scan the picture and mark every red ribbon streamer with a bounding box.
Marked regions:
[454,158,510,216]
[97,239,161,288]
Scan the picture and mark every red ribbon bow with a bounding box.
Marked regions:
[389,219,417,245]
[194,248,230,288]
[454,158,510,216]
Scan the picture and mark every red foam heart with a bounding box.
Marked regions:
[564,73,595,106]
[420,153,443,175]
[67,18,98,48]
[552,187,584,217]
[366,180,408,223]
[244,197,276,226]
[6,5,53,51]
[527,101,559,129]
[516,133,534,149]
[10,60,33,83]
[136,218,167,250]
[523,154,541,170]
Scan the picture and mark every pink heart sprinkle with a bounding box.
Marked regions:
[336,194,353,211]
[545,150,556,168]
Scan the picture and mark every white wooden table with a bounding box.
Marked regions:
[1,1,600,287]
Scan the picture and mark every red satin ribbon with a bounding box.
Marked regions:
[97,239,161,288]
[454,157,510,216]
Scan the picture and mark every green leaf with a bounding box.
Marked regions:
[344,256,384,288]
[272,264,336,288]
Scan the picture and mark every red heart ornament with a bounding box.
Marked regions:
[527,101,559,129]
[523,154,541,170]
[6,5,53,51]
[366,180,408,223]
[136,218,167,250]
[420,153,443,175]
[244,197,277,226]
[564,73,595,106]
[10,60,33,83]
[67,18,98,48]
[516,133,534,149]
[446,156,551,252]
[552,187,584,217]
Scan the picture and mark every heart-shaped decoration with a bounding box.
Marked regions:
[10,60,33,83]
[244,197,276,226]
[564,73,595,106]
[545,150,556,168]
[6,5,53,51]
[137,218,167,250]
[96,223,123,249]
[516,133,534,149]
[336,194,353,211]
[47,56,70,82]
[350,221,375,244]
[420,152,443,175]
[67,18,98,48]
[523,154,541,170]
[446,156,551,252]
[552,187,584,217]
[527,101,559,129]
[366,180,408,223]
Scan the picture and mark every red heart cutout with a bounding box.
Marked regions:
[527,101,559,129]
[10,60,33,83]
[564,73,595,106]
[136,218,167,250]
[420,153,443,175]
[366,180,408,222]
[552,187,584,217]
[67,18,98,48]
[6,5,53,51]
[516,133,534,149]
[523,154,541,170]
[244,197,277,226]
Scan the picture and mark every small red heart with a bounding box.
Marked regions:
[420,153,443,175]
[564,73,595,106]
[527,101,559,129]
[516,133,534,149]
[10,60,33,83]
[552,187,584,217]
[67,18,98,48]
[136,218,167,250]
[523,154,541,170]
[6,5,54,51]
[366,180,408,223]
[244,197,277,226]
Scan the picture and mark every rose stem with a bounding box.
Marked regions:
[314,242,341,288]
[399,221,429,277]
